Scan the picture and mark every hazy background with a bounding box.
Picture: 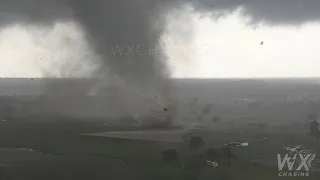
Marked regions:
[1,0,320,126]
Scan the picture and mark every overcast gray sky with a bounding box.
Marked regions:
[189,0,320,24]
[0,0,320,78]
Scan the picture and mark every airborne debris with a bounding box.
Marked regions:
[223,142,249,147]
[206,160,218,167]
[19,148,35,152]
[240,142,249,147]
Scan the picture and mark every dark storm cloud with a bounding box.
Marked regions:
[0,0,73,25]
[188,0,320,24]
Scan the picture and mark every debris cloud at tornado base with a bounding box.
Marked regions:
[63,0,181,125]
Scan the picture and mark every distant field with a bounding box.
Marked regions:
[3,78,320,125]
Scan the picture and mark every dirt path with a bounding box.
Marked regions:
[83,130,185,143]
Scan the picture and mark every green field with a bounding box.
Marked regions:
[0,119,319,180]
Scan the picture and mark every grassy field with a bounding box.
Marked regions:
[0,119,319,180]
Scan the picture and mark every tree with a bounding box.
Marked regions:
[212,116,221,123]
[205,148,221,162]
[308,114,318,121]
[310,120,320,145]
[201,104,212,115]
[205,147,236,166]
[162,149,179,162]
[189,136,204,150]
[221,147,236,166]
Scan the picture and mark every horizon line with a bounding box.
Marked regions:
[0,77,320,80]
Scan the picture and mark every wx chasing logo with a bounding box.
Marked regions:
[277,145,316,177]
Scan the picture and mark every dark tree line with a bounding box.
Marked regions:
[309,114,320,145]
